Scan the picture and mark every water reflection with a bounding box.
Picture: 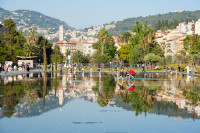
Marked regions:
[0,72,200,121]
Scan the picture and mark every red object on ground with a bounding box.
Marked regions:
[129,86,135,91]
[129,70,135,76]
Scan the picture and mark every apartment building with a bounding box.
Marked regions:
[195,19,200,35]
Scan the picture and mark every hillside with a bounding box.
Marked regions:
[108,10,200,36]
[0,7,73,32]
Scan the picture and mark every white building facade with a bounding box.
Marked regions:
[59,22,64,41]
[195,19,200,35]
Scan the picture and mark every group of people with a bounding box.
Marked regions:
[60,64,83,80]
[22,63,30,72]
[0,63,18,74]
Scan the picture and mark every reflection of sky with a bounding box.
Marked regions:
[0,99,200,133]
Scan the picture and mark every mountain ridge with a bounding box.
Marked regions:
[0,7,74,33]
[108,10,200,36]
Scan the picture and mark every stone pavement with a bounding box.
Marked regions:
[0,69,200,78]
[0,69,41,78]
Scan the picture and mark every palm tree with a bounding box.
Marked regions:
[51,45,62,71]
[118,32,132,45]
[132,21,154,56]
[97,29,109,55]
[24,31,38,56]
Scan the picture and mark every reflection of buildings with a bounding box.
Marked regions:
[1,73,200,120]
[50,74,98,104]
[58,81,64,106]
[155,77,200,118]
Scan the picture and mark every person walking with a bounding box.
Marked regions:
[4,64,8,74]
[59,65,62,75]
[27,64,30,72]
[178,65,181,72]
[82,68,85,78]
[99,68,102,79]
[14,65,17,72]
[142,64,145,72]
[118,66,124,82]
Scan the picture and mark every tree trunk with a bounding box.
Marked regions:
[55,62,57,71]
[43,41,47,71]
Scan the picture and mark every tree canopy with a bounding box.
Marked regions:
[92,29,117,63]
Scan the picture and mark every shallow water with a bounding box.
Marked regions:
[0,72,200,133]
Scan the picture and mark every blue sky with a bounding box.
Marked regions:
[0,0,200,29]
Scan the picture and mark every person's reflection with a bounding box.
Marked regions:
[74,82,77,94]
[4,77,8,85]
[99,79,102,95]
[43,73,47,106]
[144,73,147,78]
[118,81,125,96]
[26,73,29,78]
[178,78,181,88]
[58,75,64,106]
[38,72,42,77]
[193,76,197,84]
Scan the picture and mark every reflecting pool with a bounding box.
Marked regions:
[0,72,200,133]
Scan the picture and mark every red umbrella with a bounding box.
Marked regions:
[129,86,135,91]
[129,70,135,76]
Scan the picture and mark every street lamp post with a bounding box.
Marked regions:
[38,59,41,71]
[110,62,111,72]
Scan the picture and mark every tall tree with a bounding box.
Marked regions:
[51,45,63,71]
[38,36,52,70]
[71,50,89,63]
[3,18,17,60]
[118,44,132,63]
[131,21,154,56]
[0,33,9,62]
[184,35,200,55]
[15,31,26,57]
[129,45,144,64]
[93,29,116,63]
[37,36,52,65]
[144,53,161,69]
[97,29,109,55]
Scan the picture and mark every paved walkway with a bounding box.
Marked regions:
[0,69,200,78]
[0,70,41,78]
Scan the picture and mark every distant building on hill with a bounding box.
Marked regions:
[55,40,79,56]
[155,30,186,57]
[175,10,185,13]
[177,22,195,35]
[78,39,96,56]
[54,22,78,58]
[54,21,97,58]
